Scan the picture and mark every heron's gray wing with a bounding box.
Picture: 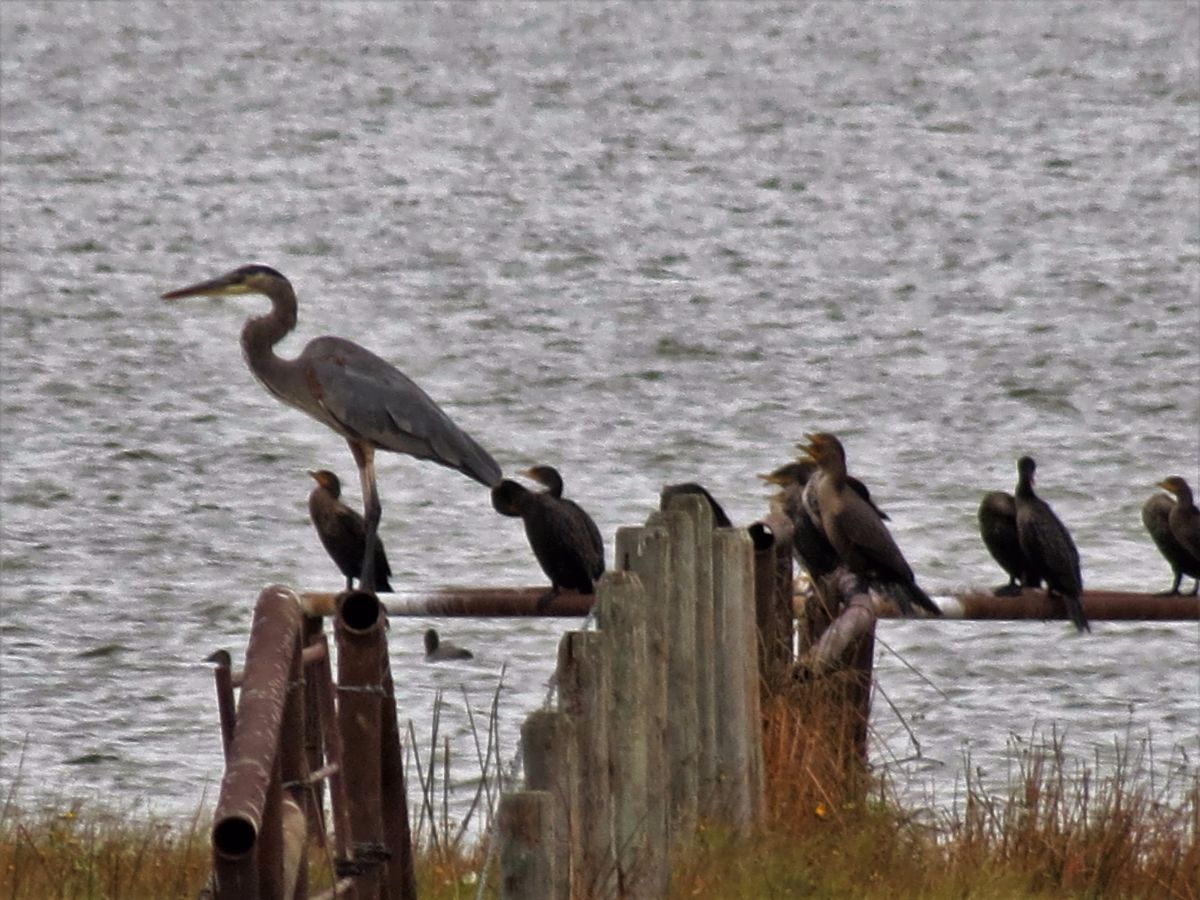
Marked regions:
[302,336,501,487]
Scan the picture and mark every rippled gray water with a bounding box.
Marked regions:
[2,2,1198,823]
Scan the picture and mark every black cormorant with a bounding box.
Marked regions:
[798,433,941,617]
[492,468,605,610]
[1145,476,1200,596]
[978,490,1030,596]
[308,469,393,592]
[1013,456,1089,632]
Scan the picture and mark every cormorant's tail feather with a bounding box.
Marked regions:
[1062,592,1091,633]
[879,581,943,617]
[904,582,943,617]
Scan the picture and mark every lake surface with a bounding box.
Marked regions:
[2,1,1197,825]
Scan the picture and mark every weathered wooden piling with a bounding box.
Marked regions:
[521,710,577,900]
[498,791,557,900]
[711,528,765,832]
[656,494,703,839]
[593,570,654,900]
[669,493,720,818]
[555,630,616,900]
[615,523,671,895]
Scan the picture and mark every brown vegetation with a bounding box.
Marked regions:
[670,682,1199,899]
[3,679,1194,899]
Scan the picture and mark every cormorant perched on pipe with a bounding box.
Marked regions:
[798,433,941,617]
[492,467,605,611]
[1145,476,1200,596]
[308,469,393,592]
[1013,455,1089,632]
[978,490,1029,596]
[760,459,891,579]
[162,265,501,589]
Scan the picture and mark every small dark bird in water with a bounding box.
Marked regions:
[1013,456,1089,632]
[492,467,605,611]
[308,469,394,592]
[424,627,473,661]
[662,481,733,527]
[798,433,941,617]
[977,490,1031,596]
[1144,476,1200,596]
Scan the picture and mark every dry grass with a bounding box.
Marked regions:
[669,680,1199,900]
[0,797,210,900]
[3,672,1194,899]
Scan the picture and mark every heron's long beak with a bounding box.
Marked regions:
[161,271,247,300]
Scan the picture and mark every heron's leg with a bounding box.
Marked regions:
[350,442,382,592]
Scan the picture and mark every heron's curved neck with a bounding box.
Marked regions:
[240,282,298,375]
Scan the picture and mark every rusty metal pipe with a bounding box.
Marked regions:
[210,585,304,898]
[930,589,1199,621]
[751,511,796,689]
[312,633,356,892]
[207,651,237,762]
[380,662,417,900]
[302,587,595,618]
[336,589,387,900]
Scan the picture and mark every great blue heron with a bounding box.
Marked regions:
[1144,476,1200,596]
[162,264,502,589]
[797,432,941,617]
[492,466,605,611]
[308,469,393,592]
[1013,456,1089,632]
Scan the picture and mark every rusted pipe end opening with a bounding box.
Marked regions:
[212,814,257,859]
[339,589,382,632]
[748,522,774,552]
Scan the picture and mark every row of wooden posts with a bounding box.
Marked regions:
[201,485,1199,899]
[200,488,803,900]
